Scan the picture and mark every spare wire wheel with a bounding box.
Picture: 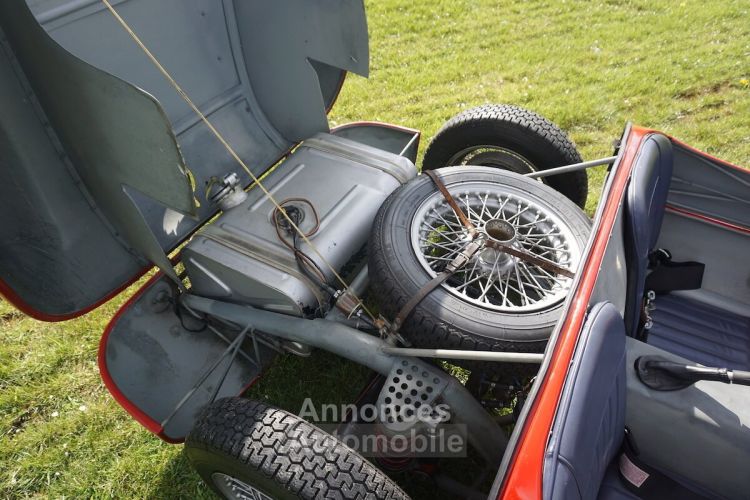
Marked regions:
[369,166,591,377]
[411,180,580,313]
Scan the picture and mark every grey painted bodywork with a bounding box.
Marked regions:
[625,338,750,500]
[669,145,750,229]
[331,123,421,164]
[102,279,278,441]
[183,133,416,316]
[0,0,196,287]
[181,294,508,466]
[534,129,750,499]
[0,0,368,315]
[616,139,750,499]
[103,129,418,440]
[657,210,750,310]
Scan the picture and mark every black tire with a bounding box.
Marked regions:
[369,167,591,376]
[186,398,409,500]
[422,104,588,208]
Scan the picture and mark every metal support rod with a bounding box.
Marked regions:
[182,294,507,466]
[525,155,618,179]
[379,346,544,364]
[159,324,251,429]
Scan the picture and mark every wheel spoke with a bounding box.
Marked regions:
[411,183,582,312]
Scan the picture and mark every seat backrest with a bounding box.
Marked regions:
[543,302,627,500]
[623,134,674,336]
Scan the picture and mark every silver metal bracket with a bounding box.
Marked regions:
[643,290,657,331]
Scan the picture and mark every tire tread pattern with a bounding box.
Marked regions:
[187,398,409,500]
[422,104,587,207]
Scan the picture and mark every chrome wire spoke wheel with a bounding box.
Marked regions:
[446,144,538,175]
[410,181,583,313]
[212,473,274,500]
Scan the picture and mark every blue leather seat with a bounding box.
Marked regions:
[544,302,627,500]
[649,295,750,370]
[622,133,750,370]
[623,134,674,337]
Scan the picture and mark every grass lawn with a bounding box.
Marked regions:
[2,0,749,498]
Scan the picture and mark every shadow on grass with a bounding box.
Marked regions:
[149,450,214,500]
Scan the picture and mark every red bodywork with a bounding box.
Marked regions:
[498,126,750,498]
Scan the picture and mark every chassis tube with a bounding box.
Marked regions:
[182,294,508,465]
[380,346,544,363]
[525,155,617,179]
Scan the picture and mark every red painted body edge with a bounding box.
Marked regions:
[498,126,654,499]
[666,205,750,235]
[2,71,351,322]
[0,267,149,323]
[330,120,421,137]
[0,251,180,322]
[98,271,265,443]
[98,272,172,440]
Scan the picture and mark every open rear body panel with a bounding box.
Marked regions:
[0,0,370,318]
[100,128,419,442]
[100,273,279,442]
[0,0,426,443]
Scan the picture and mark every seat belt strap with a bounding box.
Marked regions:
[645,261,705,294]
[645,249,704,294]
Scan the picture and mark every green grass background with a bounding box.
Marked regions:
[2,0,749,497]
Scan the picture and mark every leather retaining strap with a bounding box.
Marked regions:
[391,170,575,334]
[391,271,453,333]
[391,171,481,333]
[391,238,483,333]
[423,170,478,236]
[485,239,575,279]
[423,170,573,279]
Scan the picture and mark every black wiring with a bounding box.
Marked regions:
[173,291,209,332]
[273,199,337,317]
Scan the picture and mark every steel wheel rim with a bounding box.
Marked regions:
[410,180,582,313]
[446,145,538,174]
[212,472,275,500]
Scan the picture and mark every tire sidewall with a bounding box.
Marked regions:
[427,120,575,171]
[185,399,407,500]
[376,167,591,347]
[422,106,588,208]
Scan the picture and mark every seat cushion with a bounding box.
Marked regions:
[649,294,750,370]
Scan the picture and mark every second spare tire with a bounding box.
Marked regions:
[422,104,588,208]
